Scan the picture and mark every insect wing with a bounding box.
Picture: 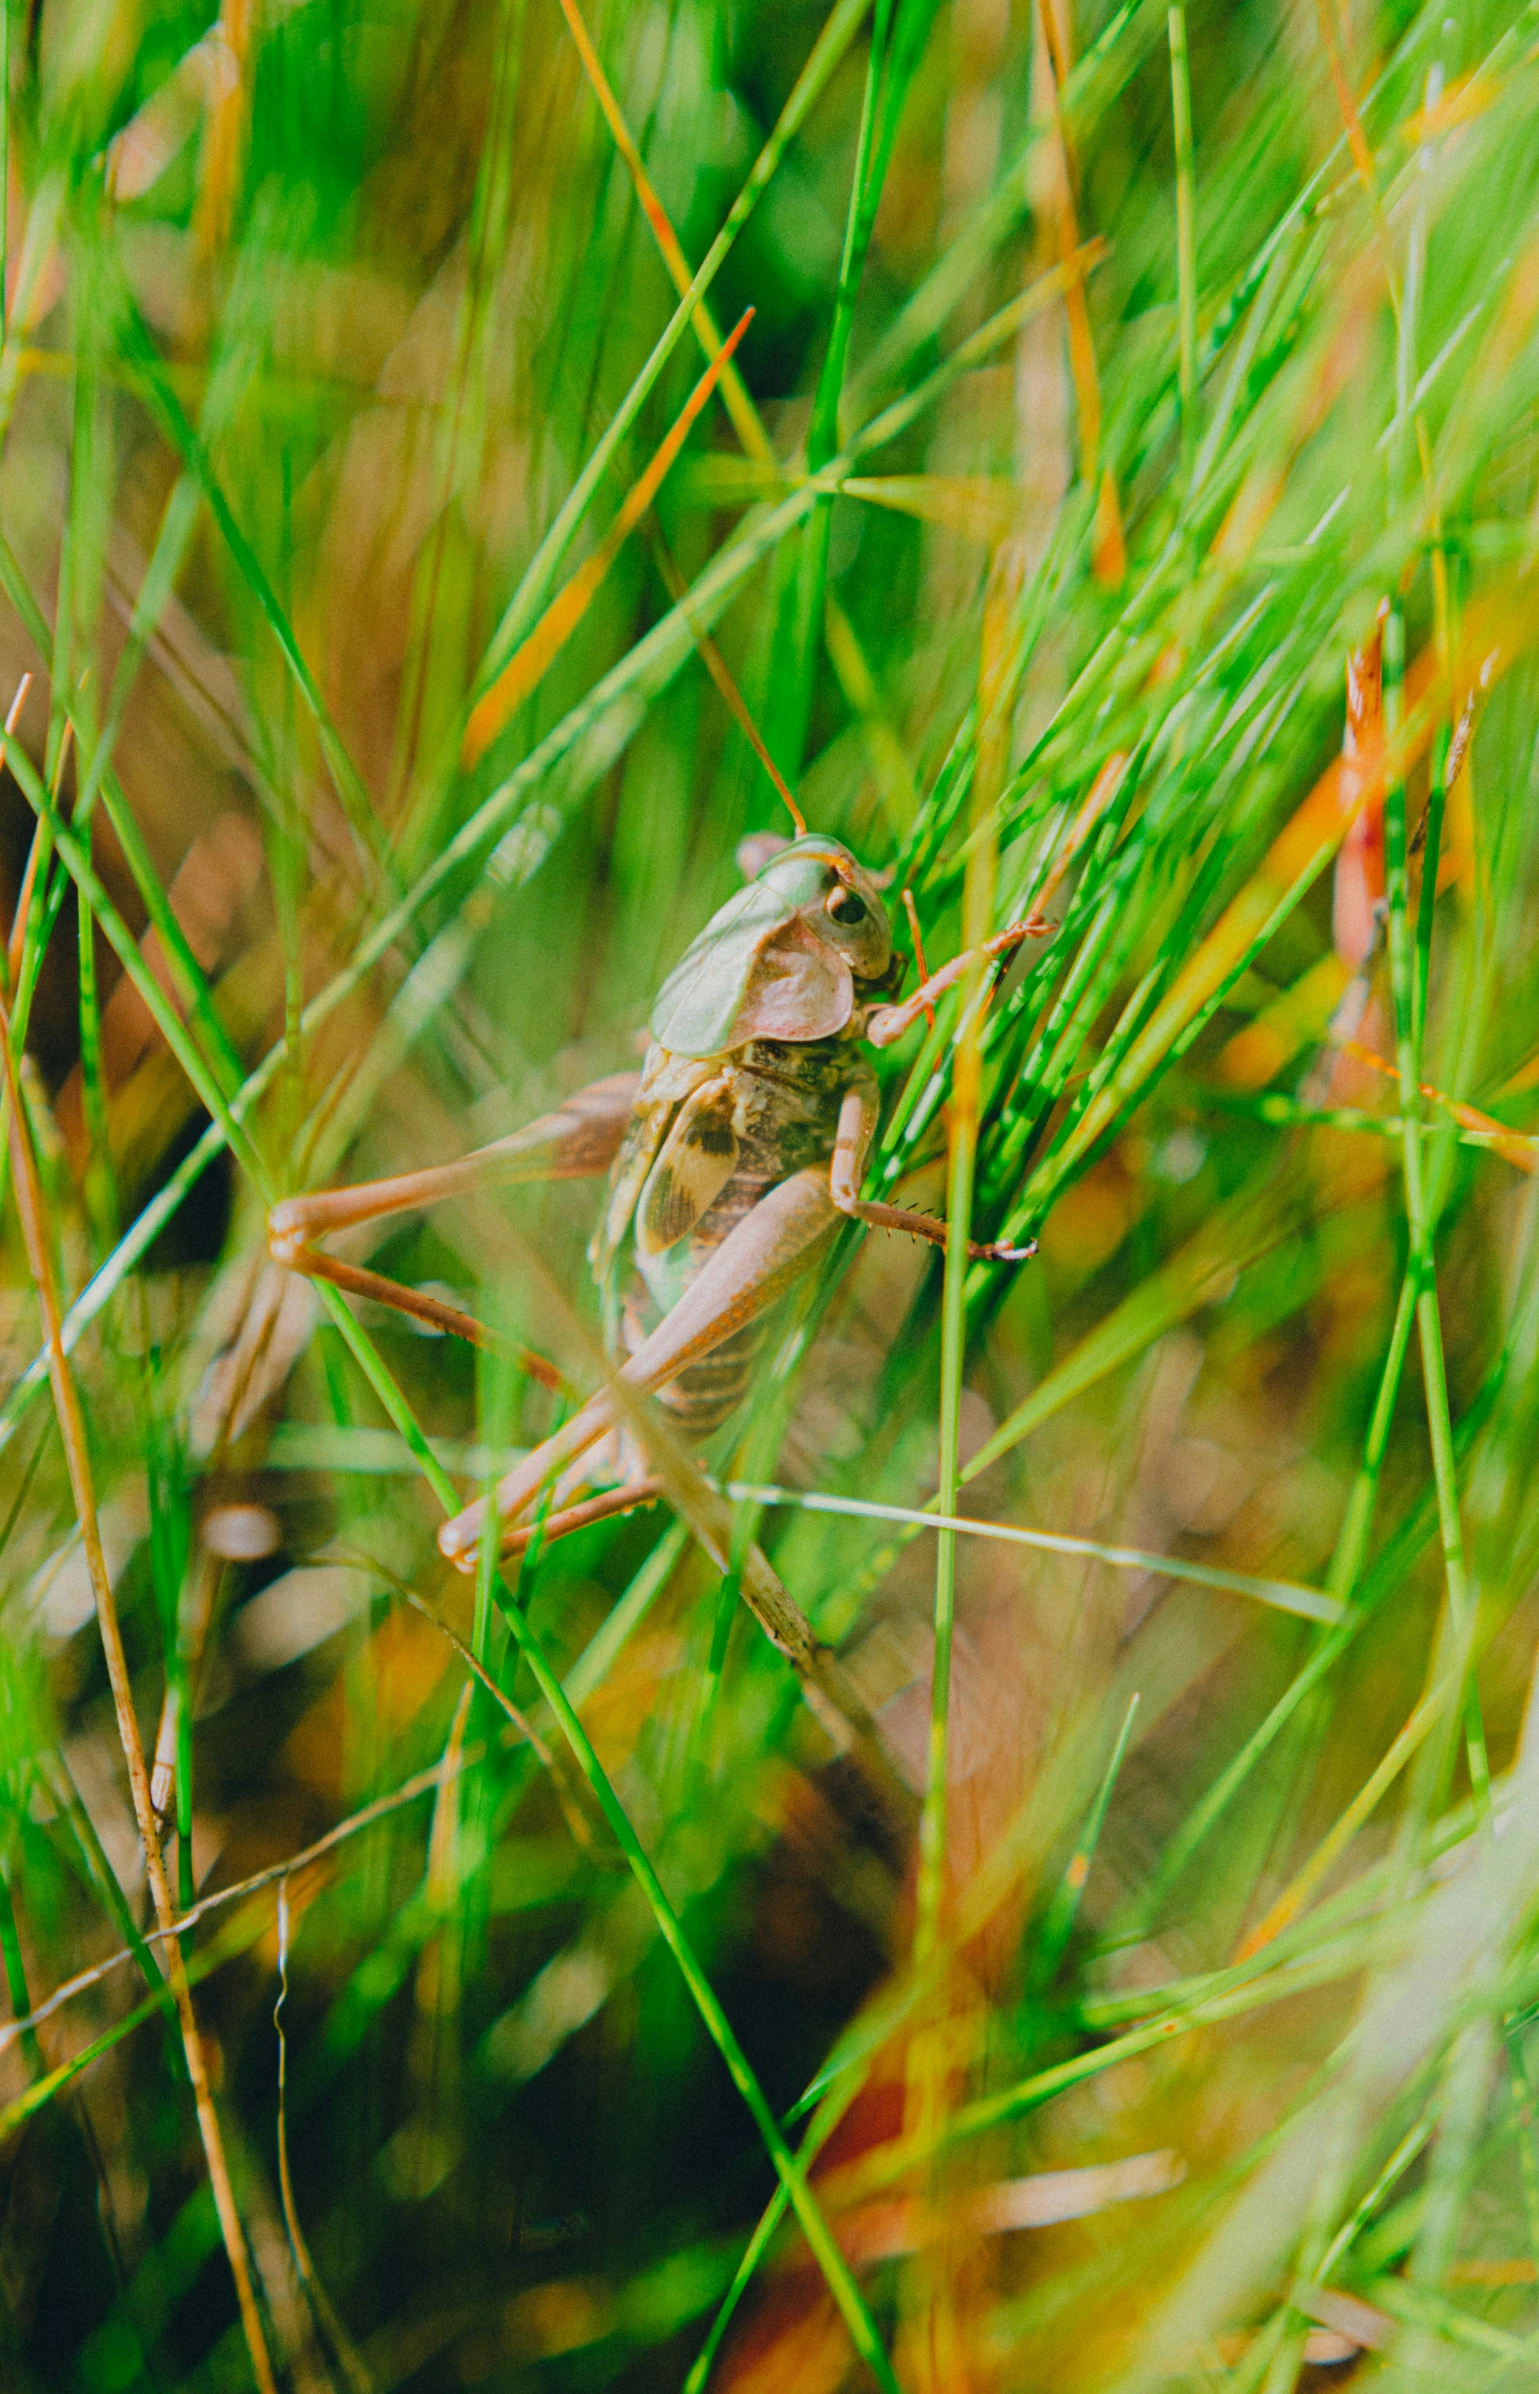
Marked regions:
[589,1100,672,1284]
[588,1048,720,1282]
[637,1075,740,1255]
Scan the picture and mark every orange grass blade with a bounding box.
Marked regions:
[1314,0,1382,209]
[1337,1035,1537,1174]
[1497,1037,1539,1099]
[1035,748,1129,913]
[192,0,250,258]
[462,308,753,770]
[555,0,772,468]
[902,888,934,1029]
[1034,0,1106,493]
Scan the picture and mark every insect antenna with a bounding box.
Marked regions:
[650,520,806,837]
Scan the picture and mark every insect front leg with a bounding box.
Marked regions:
[863,914,1050,1049]
[830,1085,1036,1264]
[438,1164,840,1565]
[267,1071,639,1374]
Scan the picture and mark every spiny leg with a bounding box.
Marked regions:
[267,1071,639,1368]
[270,1073,914,1829]
[439,1164,841,1566]
[830,1085,1036,1264]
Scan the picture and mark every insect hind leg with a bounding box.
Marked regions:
[439,1166,839,1568]
[493,1329,756,1562]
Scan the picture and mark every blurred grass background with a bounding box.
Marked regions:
[2,0,1539,2385]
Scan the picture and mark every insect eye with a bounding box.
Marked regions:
[826,888,868,927]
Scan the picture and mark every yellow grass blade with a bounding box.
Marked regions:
[1234,1678,1452,1961]
[192,0,250,259]
[842,474,1023,544]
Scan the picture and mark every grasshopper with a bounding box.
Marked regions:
[269,833,1044,1749]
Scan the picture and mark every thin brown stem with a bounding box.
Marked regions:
[0,989,278,2394]
[281,1240,567,1388]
